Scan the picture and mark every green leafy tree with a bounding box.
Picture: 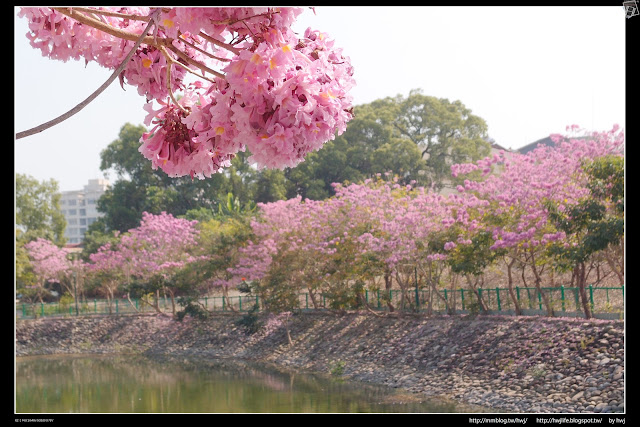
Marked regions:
[16,174,67,293]
[283,89,491,199]
[284,101,425,199]
[446,230,505,313]
[384,89,492,189]
[546,155,624,319]
[95,124,286,235]
[194,214,254,312]
[15,174,66,245]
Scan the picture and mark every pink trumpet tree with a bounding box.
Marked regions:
[24,238,82,303]
[225,126,623,319]
[18,7,355,178]
[452,125,624,317]
[89,211,205,314]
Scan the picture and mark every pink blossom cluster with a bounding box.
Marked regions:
[18,7,187,100]
[19,7,355,178]
[24,238,72,284]
[225,126,623,291]
[453,125,624,251]
[88,211,205,282]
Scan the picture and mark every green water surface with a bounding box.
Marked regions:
[15,354,492,413]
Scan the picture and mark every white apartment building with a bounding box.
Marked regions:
[60,178,110,244]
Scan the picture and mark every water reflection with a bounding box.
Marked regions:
[16,355,488,413]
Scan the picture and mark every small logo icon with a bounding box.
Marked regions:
[623,0,639,18]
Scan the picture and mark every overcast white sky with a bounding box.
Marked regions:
[14,6,626,192]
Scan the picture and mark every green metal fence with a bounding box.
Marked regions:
[380,285,624,316]
[16,285,623,320]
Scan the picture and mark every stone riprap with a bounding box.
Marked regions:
[15,312,624,413]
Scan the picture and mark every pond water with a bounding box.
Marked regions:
[15,354,493,413]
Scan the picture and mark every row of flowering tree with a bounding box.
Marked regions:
[86,211,205,314]
[23,126,623,320]
[223,125,624,319]
[22,211,205,315]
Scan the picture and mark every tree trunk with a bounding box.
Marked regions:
[222,285,238,313]
[450,272,458,314]
[307,287,320,309]
[139,293,162,313]
[575,262,593,319]
[528,252,554,317]
[465,275,488,313]
[418,263,451,314]
[604,246,625,285]
[168,289,176,315]
[505,257,522,316]
[107,289,114,314]
[126,293,140,313]
[394,271,414,312]
[384,272,395,312]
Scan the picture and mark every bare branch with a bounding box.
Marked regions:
[16,9,161,140]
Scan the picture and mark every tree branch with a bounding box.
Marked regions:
[16,9,161,140]
[59,8,227,80]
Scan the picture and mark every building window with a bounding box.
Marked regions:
[79,209,86,216]
[68,200,77,206]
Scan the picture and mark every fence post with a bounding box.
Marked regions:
[538,290,542,310]
[561,286,566,312]
[496,287,501,311]
[589,285,594,311]
[414,267,419,310]
[460,288,465,311]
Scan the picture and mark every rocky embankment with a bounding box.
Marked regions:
[15,312,624,413]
